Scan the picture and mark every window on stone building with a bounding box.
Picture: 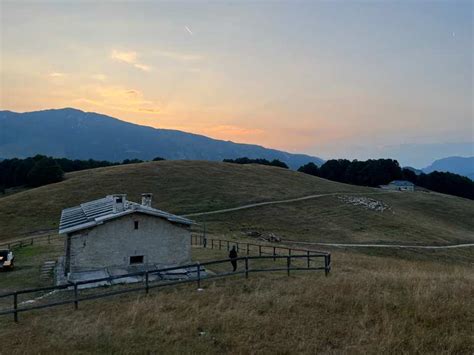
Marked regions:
[134,221,139,229]
[130,255,144,264]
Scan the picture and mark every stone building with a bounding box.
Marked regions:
[58,193,193,277]
[381,180,415,192]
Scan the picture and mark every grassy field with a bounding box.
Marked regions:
[0,243,62,293]
[0,160,371,241]
[200,191,474,246]
[0,160,472,246]
[0,161,473,353]
[1,249,472,354]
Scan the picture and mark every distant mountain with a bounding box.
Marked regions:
[422,156,474,180]
[0,108,323,169]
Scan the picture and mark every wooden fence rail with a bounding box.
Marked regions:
[190,234,330,262]
[0,233,62,250]
[0,233,331,322]
[0,253,330,323]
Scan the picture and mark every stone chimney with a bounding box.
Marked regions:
[112,194,127,213]
[141,193,153,207]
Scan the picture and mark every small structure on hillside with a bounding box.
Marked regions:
[381,180,415,192]
[57,193,193,283]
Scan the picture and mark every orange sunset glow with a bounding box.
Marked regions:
[1,1,472,165]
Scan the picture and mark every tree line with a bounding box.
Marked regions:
[0,155,165,192]
[2,155,472,200]
[223,157,289,169]
[298,159,474,200]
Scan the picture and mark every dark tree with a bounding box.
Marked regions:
[402,168,418,184]
[152,157,166,161]
[27,157,64,187]
[418,171,474,199]
[122,159,144,165]
[306,157,473,199]
[223,157,288,169]
[319,159,351,183]
[270,159,289,169]
[297,162,320,176]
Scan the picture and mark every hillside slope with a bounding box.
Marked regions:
[0,108,323,169]
[0,161,472,246]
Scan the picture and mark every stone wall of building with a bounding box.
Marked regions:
[68,213,191,273]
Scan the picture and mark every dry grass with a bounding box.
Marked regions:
[1,161,473,353]
[0,238,63,294]
[1,251,472,354]
[0,160,367,241]
[0,161,472,247]
[200,191,474,246]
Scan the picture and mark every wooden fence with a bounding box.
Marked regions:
[0,237,331,322]
[0,233,61,250]
[191,234,331,266]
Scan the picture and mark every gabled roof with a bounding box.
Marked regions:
[389,180,415,186]
[59,195,193,235]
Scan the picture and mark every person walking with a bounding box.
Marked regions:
[229,245,238,272]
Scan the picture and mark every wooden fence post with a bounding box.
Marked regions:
[307,251,310,268]
[287,256,291,276]
[197,263,201,289]
[259,245,262,256]
[13,292,18,322]
[324,256,329,277]
[145,271,149,294]
[273,247,276,261]
[211,239,214,249]
[245,257,249,279]
[74,282,79,310]
[219,240,222,250]
[246,243,249,255]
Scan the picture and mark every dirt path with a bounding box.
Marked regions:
[183,191,473,249]
[283,240,474,249]
[183,191,393,217]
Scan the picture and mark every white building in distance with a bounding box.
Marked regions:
[381,180,415,192]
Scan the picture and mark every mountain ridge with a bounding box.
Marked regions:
[422,156,474,180]
[0,108,324,169]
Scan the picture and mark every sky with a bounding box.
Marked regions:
[0,0,472,167]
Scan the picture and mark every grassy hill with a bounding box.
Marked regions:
[1,160,473,353]
[0,160,472,246]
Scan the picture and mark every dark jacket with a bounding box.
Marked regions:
[229,249,238,259]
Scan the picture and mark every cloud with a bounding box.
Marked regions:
[133,63,151,71]
[110,50,137,63]
[204,125,264,138]
[155,50,203,62]
[110,50,151,71]
[74,85,160,114]
[48,72,66,78]
[138,108,160,113]
[125,90,139,96]
[91,74,107,81]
